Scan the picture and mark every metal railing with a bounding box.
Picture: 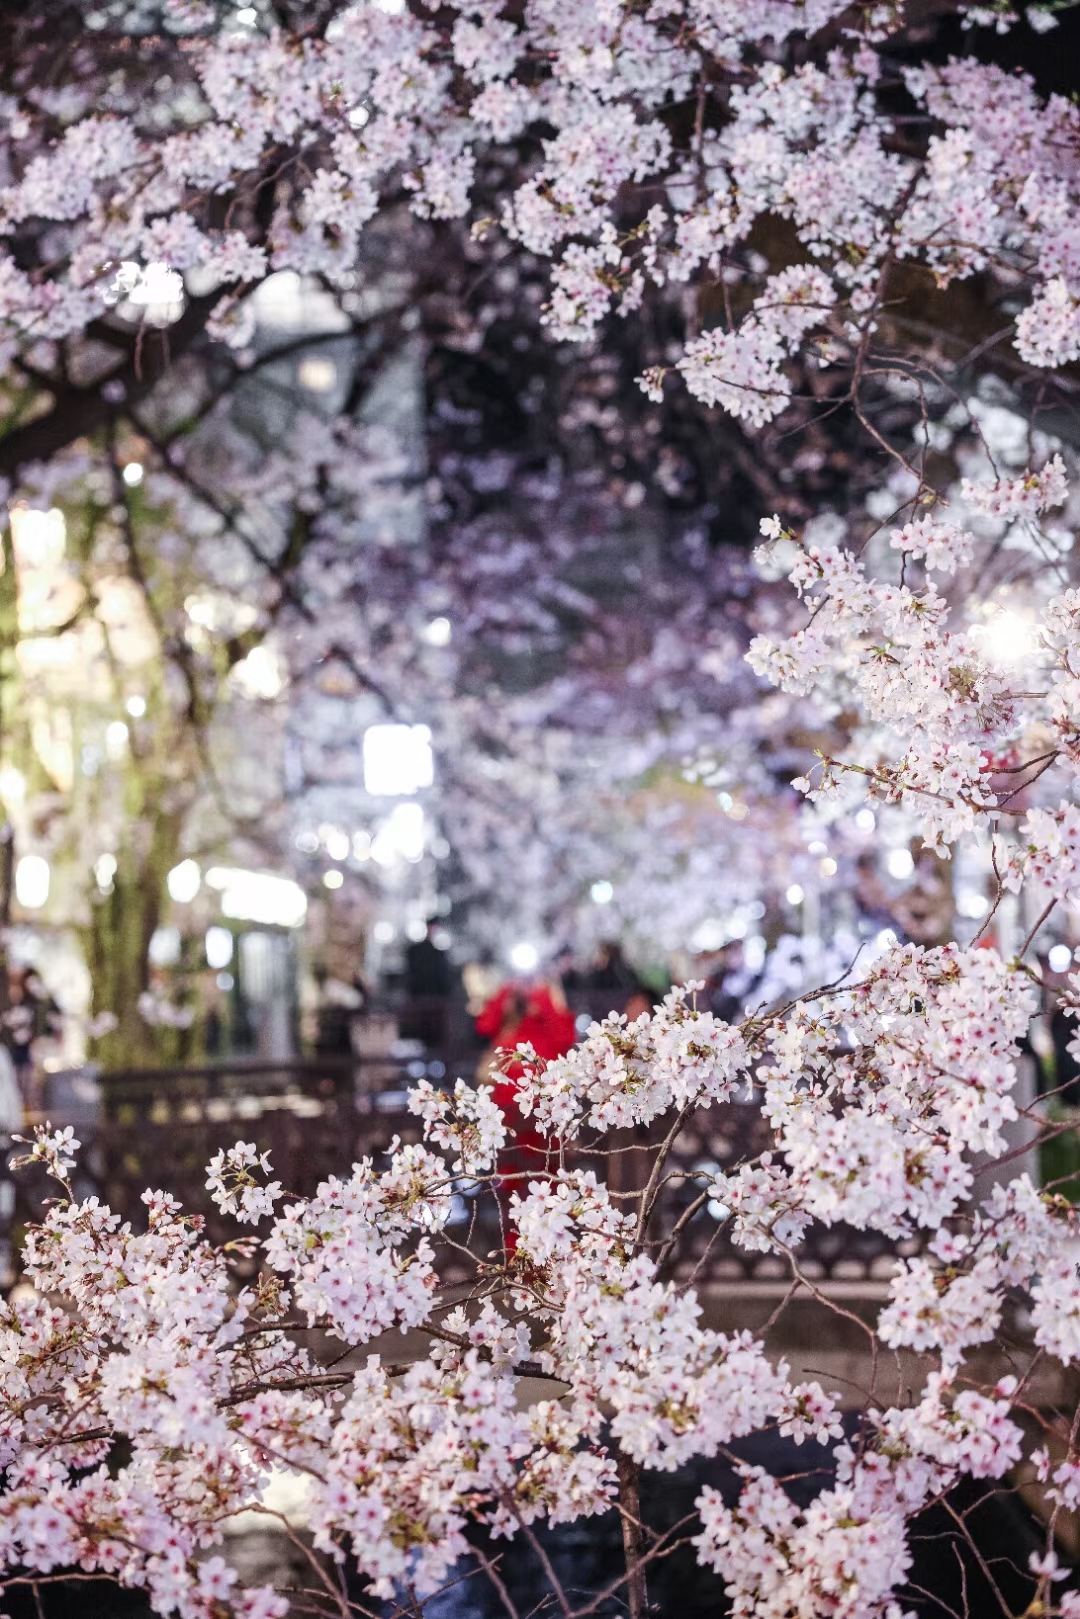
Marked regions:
[0,1055,911,1291]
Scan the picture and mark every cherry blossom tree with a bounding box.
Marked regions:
[5,2,1080,1617]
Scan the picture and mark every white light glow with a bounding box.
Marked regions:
[125,695,146,718]
[324,828,350,862]
[887,848,914,880]
[785,884,804,906]
[205,866,308,928]
[105,720,129,760]
[406,918,428,942]
[167,859,201,904]
[236,5,257,22]
[15,855,49,910]
[122,462,144,488]
[423,616,452,647]
[323,870,344,890]
[691,917,728,952]
[0,766,25,803]
[509,942,539,973]
[107,261,185,325]
[297,356,337,392]
[10,506,65,568]
[205,926,234,970]
[94,853,117,890]
[148,925,181,967]
[372,802,426,865]
[590,880,614,904]
[347,105,370,128]
[957,890,988,919]
[232,645,285,699]
[855,808,876,831]
[819,857,838,877]
[363,724,434,796]
[373,920,395,943]
[1049,944,1073,974]
[974,609,1038,666]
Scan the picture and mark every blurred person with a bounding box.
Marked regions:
[314,967,363,1058]
[5,966,59,1111]
[401,919,452,1050]
[475,973,577,1249]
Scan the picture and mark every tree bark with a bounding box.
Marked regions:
[617,1450,648,1619]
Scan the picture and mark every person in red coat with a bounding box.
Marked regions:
[474,979,577,1249]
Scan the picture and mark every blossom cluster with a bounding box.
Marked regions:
[747,455,1077,851]
[2,7,1079,425]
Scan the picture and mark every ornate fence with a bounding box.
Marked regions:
[0,1058,911,1291]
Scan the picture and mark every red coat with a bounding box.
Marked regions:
[475,983,577,1141]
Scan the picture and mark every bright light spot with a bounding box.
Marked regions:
[347,104,370,128]
[149,925,181,967]
[744,935,766,972]
[10,506,65,567]
[323,869,344,890]
[352,830,372,860]
[206,926,234,970]
[185,593,259,634]
[432,927,452,950]
[107,261,185,325]
[216,971,234,991]
[15,855,49,910]
[1049,944,1073,974]
[957,890,988,919]
[122,462,144,488]
[406,918,428,942]
[0,766,25,803]
[590,880,614,905]
[707,1199,731,1222]
[363,723,434,796]
[324,828,350,862]
[94,853,117,890]
[372,0,405,11]
[855,808,876,831]
[297,356,337,392]
[232,644,285,699]
[887,848,914,880]
[372,802,426,864]
[423,616,452,647]
[786,884,804,906]
[373,920,395,944]
[167,859,201,904]
[808,840,828,856]
[819,857,837,877]
[974,609,1038,666]
[509,942,539,973]
[691,918,728,951]
[125,695,146,718]
[875,928,899,951]
[235,6,257,22]
[717,792,733,811]
[747,900,766,920]
[205,866,307,928]
[105,719,129,759]
[728,802,748,821]
[295,831,319,854]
